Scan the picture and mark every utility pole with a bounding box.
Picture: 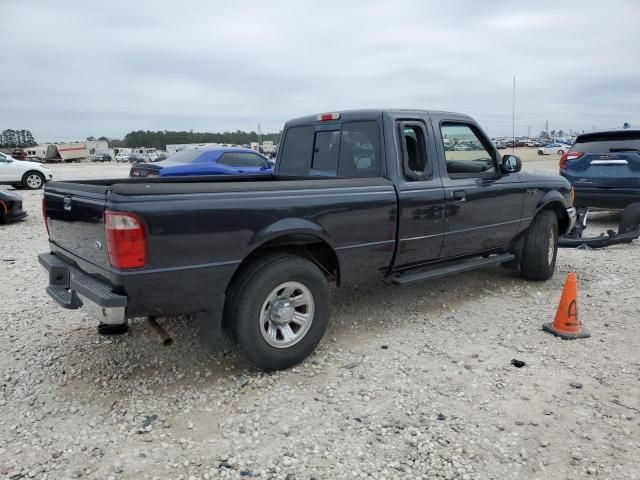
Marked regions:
[545,120,549,137]
[258,123,262,146]
[512,76,516,155]
[528,125,531,138]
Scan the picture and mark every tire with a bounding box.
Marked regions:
[618,202,640,235]
[557,150,565,155]
[22,171,45,190]
[537,150,544,156]
[520,210,558,281]
[225,253,330,371]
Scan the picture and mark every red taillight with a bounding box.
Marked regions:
[42,197,50,236]
[316,113,340,121]
[104,211,147,269]
[560,151,583,169]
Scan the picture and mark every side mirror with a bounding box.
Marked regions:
[501,154,521,174]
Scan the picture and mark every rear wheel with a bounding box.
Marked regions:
[537,150,544,155]
[520,210,558,281]
[557,149,565,155]
[22,171,45,190]
[225,253,330,371]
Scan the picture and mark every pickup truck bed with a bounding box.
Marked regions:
[40,109,576,370]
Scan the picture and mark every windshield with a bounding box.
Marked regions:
[571,131,640,153]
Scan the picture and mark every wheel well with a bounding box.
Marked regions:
[22,170,44,180]
[542,202,569,233]
[226,234,340,294]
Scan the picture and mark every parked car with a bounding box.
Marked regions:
[129,153,148,163]
[560,128,640,209]
[39,109,575,371]
[453,143,473,151]
[91,153,112,162]
[0,189,27,223]
[115,153,130,163]
[538,143,570,156]
[129,147,274,178]
[0,151,53,190]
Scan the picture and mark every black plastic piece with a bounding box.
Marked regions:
[98,322,128,335]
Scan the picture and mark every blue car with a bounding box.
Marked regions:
[129,147,274,178]
[560,128,640,209]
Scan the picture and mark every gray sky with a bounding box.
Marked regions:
[1,0,638,141]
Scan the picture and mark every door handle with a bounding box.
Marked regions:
[452,190,466,202]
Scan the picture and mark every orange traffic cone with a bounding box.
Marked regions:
[543,272,590,339]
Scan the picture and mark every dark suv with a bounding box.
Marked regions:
[560,128,640,209]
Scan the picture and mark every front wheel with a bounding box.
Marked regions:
[22,171,45,190]
[557,149,565,155]
[520,210,558,281]
[225,253,330,371]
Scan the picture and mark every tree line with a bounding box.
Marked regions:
[0,129,37,148]
[122,130,282,150]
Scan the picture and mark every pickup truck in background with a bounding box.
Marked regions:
[39,109,576,370]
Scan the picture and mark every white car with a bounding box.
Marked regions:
[537,143,571,155]
[0,152,53,189]
[115,153,130,162]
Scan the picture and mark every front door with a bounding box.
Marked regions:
[0,154,18,182]
[434,118,524,258]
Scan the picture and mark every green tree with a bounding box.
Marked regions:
[123,129,282,150]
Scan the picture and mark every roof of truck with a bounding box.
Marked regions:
[285,109,472,127]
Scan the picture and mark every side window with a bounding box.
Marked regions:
[399,123,429,181]
[441,123,496,176]
[279,126,314,175]
[311,130,340,175]
[338,121,381,178]
[233,153,269,167]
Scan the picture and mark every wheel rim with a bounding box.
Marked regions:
[548,228,556,265]
[259,281,315,349]
[26,174,42,188]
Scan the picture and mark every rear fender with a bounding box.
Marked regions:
[248,218,333,249]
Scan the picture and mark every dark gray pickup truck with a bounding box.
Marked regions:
[40,109,576,370]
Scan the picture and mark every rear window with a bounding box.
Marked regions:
[165,149,204,164]
[278,121,381,177]
[572,131,640,153]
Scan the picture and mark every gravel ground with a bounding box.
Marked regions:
[1,153,639,480]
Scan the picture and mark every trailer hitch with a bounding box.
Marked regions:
[559,203,640,249]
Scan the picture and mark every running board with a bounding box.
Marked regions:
[390,253,515,285]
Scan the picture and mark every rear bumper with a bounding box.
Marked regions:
[573,187,640,209]
[38,252,127,324]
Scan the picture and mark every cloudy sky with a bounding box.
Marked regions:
[1,0,638,141]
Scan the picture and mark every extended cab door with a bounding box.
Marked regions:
[431,114,524,258]
[390,116,446,268]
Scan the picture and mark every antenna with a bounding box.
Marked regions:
[512,75,516,155]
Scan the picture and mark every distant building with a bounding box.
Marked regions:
[85,140,109,153]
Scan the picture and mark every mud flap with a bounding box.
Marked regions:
[197,293,234,353]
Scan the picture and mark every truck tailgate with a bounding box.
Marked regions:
[44,182,112,269]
